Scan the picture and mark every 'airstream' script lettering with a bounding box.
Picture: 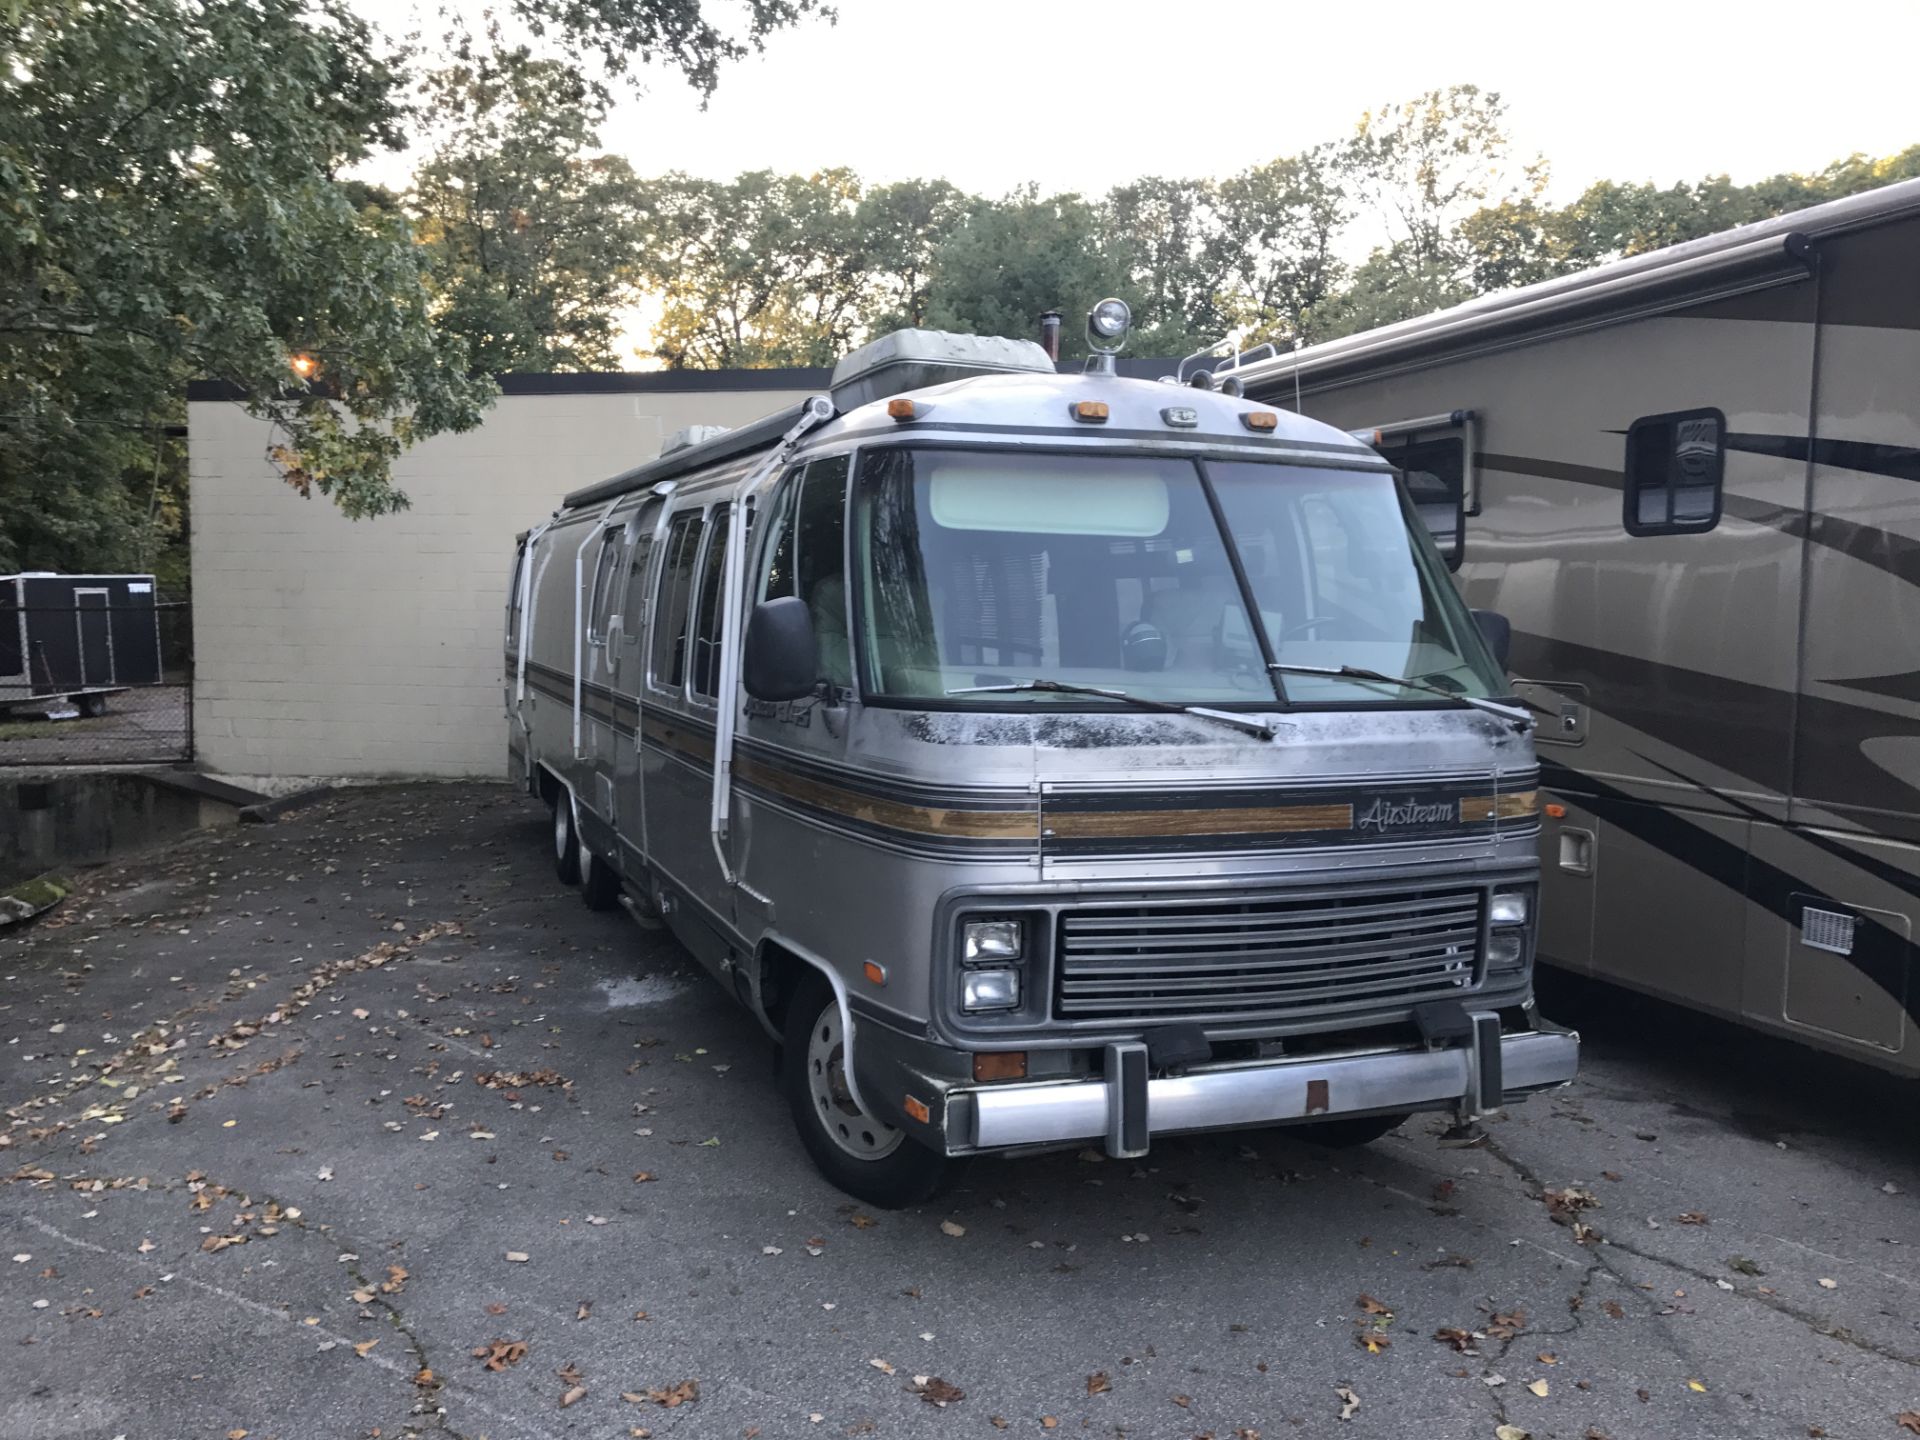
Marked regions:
[1356,796,1456,832]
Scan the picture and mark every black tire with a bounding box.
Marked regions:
[782,974,951,1208]
[550,790,581,886]
[76,692,108,718]
[579,845,621,911]
[1287,1111,1412,1149]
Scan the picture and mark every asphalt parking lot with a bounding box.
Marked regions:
[2,783,1916,1440]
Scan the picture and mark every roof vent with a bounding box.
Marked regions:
[831,329,1055,410]
[661,424,731,457]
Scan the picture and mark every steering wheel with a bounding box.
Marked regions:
[1278,615,1339,642]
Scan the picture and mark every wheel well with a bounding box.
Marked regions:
[757,940,823,1035]
[535,765,561,807]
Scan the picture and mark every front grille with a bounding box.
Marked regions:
[1054,885,1483,1025]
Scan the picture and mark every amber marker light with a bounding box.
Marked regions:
[1545,802,1568,819]
[903,1095,931,1124]
[887,398,917,421]
[972,1052,1028,1083]
[1072,400,1110,423]
[1242,410,1279,432]
[862,960,887,986]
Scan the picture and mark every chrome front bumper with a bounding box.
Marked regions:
[960,1023,1579,1156]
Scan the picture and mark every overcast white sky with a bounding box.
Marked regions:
[362,0,1920,198]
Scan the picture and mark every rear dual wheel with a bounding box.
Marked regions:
[550,787,622,909]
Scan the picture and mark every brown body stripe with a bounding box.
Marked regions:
[1460,790,1540,822]
[734,756,1038,840]
[1045,803,1354,839]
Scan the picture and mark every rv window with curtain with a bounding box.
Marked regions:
[1624,407,1724,536]
[586,526,624,642]
[1374,433,1465,569]
[650,510,705,692]
[795,457,852,689]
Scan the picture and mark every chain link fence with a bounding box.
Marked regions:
[0,601,192,766]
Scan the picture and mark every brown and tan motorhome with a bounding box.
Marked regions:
[1231,177,1920,1077]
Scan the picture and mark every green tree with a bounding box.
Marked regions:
[510,0,831,97]
[1098,177,1224,355]
[410,45,649,372]
[1208,147,1351,349]
[0,0,494,572]
[856,178,973,331]
[920,187,1118,360]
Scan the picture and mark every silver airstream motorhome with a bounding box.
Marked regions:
[505,305,1578,1205]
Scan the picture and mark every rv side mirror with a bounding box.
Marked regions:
[743,596,819,702]
[1472,609,1512,671]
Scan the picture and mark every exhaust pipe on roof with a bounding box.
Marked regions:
[1038,310,1061,363]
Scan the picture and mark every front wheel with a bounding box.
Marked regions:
[579,845,621,911]
[782,976,951,1208]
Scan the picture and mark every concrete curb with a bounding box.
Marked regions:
[236,784,336,825]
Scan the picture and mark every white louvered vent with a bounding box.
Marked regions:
[1800,907,1856,956]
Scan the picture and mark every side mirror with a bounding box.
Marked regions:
[1472,609,1512,671]
[743,596,819,702]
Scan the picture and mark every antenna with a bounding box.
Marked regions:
[1292,337,1304,416]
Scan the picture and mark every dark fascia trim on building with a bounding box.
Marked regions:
[184,357,1178,403]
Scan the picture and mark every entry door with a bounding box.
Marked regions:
[612,498,664,873]
[75,590,113,685]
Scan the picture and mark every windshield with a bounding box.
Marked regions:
[851,447,1504,706]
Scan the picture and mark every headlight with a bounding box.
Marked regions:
[1088,297,1132,342]
[1490,891,1530,927]
[963,919,1022,962]
[1487,932,1525,969]
[962,968,1021,1011]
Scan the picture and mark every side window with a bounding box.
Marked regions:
[618,501,661,636]
[688,507,733,702]
[586,526,623,642]
[757,468,803,603]
[650,510,704,693]
[795,456,852,688]
[506,541,527,652]
[1375,433,1464,570]
[1625,407,1724,536]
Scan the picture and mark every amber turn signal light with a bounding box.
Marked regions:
[1242,410,1279,432]
[1545,802,1568,819]
[862,960,887,986]
[887,398,917,420]
[903,1094,931,1124]
[1071,400,1110,423]
[972,1051,1028,1083]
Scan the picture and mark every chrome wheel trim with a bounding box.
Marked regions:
[553,796,572,860]
[806,999,902,1160]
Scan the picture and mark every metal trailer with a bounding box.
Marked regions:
[0,573,164,715]
[507,312,1576,1205]
[1227,176,1920,1079]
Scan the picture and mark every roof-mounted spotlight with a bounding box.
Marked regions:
[1084,297,1131,375]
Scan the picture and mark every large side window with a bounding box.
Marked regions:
[650,510,705,693]
[688,507,733,702]
[1375,433,1465,570]
[1625,407,1724,536]
[795,456,852,688]
[586,526,623,642]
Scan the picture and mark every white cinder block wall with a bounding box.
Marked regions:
[188,373,824,779]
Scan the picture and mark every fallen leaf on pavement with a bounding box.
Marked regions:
[1494,1427,1531,1440]
[559,1386,586,1408]
[1817,1277,1837,1289]
[1172,1394,1191,1408]
[632,1172,656,1184]
[1896,1413,1920,1435]
[504,1251,530,1263]
[473,1340,527,1371]
[1727,1256,1765,1277]
[640,1380,699,1408]
[1602,1300,1625,1319]
[1356,1294,1393,1316]
[1040,1418,1059,1430]
[1687,1379,1707,1393]
[908,1376,964,1406]
[1526,1379,1550,1397]
[1087,1372,1111,1395]
[1434,1327,1477,1353]
[1355,1332,1390,1353]
[353,1340,378,1357]
[869,1358,896,1376]
[1334,1386,1360,1421]
[939,1219,965,1237]
[1677,1211,1709,1225]
[1543,1186,1599,1222]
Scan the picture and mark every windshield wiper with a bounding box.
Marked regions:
[1265,663,1535,733]
[945,678,1278,740]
